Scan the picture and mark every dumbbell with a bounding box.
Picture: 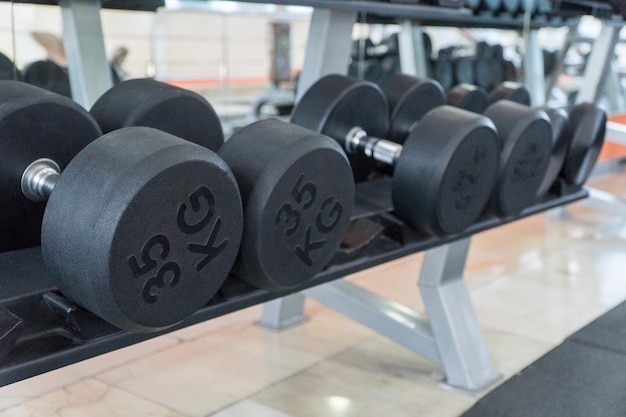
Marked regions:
[292,74,500,236]
[23,60,121,99]
[448,81,605,195]
[88,79,355,292]
[490,81,531,105]
[447,82,530,114]
[446,81,553,213]
[490,45,506,87]
[0,52,20,81]
[536,0,552,15]
[453,54,476,86]
[466,0,514,12]
[501,0,521,14]
[0,82,102,252]
[474,42,495,90]
[608,0,624,16]
[22,60,72,98]
[90,78,224,152]
[379,73,446,145]
[1,81,243,332]
[465,0,481,10]
[434,47,455,91]
[447,84,490,114]
[483,100,552,213]
[219,119,354,290]
[559,103,606,188]
[519,0,539,14]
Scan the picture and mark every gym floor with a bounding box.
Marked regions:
[2,167,626,417]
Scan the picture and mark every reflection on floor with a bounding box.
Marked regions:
[3,168,626,417]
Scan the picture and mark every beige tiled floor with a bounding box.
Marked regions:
[3,170,626,416]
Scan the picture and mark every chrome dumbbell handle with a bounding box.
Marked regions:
[21,158,60,202]
[345,126,403,166]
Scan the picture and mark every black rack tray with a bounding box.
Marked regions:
[0,176,587,387]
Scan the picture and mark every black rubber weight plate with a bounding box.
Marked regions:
[502,0,520,13]
[393,106,499,235]
[490,82,531,106]
[90,78,224,152]
[291,74,389,182]
[0,81,102,252]
[474,58,493,90]
[454,56,475,85]
[378,73,445,144]
[219,119,354,291]
[0,52,20,81]
[485,101,552,216]
[22,60,72,98]
[561,103,606,187]
[42,127,243,332]
[434,58,454,91]
[536,107,571,196]
[447,84,490,114]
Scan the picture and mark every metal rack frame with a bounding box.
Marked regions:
[0,0,608,393]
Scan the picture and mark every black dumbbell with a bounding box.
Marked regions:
[379,73,447,144]
[501,0,521,14]
[465,0,481,10]
[490,45,506,87]
[0,82,102,252]
[449,81,604,196]
[490,81,531,106]
[474,42,495,90]
[453,54,476,86]
[447,81,530,113]
[1,81,243,332]
[292,73,500,236]
[434,47,456,91]
[219,119,354,290]
[447,84,491,114]
[22,60,72,98]
[466,0,508,12]
[483,100,552,213]
[0,52,20,81]
[481,0,503,12]
[90,78,224,152]
[536,0,552,15]
[88,79,355,292]
[539,103,607,196]
[520,0,539,14]
[447,81,553,213]
[559,103,606,188]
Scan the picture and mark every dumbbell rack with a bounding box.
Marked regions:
[0,176,587,388]
[0,0,603,392]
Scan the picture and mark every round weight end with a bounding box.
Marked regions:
[22,60,71,98]
[561,103,606,187]
[91,78,224,152]
[0,81,102,252]
[378,73,446,144]
[291,74,389,181]
[220,119,354,291]
[490,82,531,106]
[43,127,242,332]
[0,52,20,81]
[454,57,475,86]
[536,107,572,196]
[447,84,490,114]
[393,106,500,235]
[485,102,552,216]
